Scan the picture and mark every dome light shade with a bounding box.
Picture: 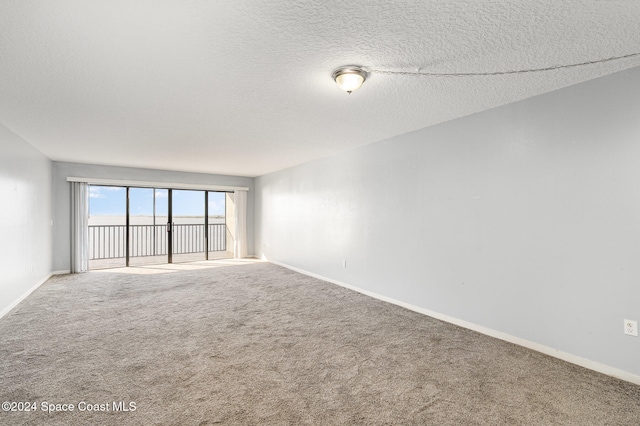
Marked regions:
[332,66,368,94]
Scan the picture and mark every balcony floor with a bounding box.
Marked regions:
[89,251,234,270]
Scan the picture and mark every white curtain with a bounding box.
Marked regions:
[71,182,89,273]
[233,190,248,258]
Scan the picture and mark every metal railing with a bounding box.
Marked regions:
[89,224,226,260]
[89,225,126,260]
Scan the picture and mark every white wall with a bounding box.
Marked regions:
[52,162,254,271]
[0,123,53,316]
[255,66,640,378]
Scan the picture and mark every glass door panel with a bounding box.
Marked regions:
[172,190,206,263]
[129,188,168,266]
[154,189,169,263]
[88,185,126,270]
[208,191,232,260]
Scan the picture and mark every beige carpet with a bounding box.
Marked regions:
[1,261,639,425]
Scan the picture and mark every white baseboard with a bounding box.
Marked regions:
[52,270,70,275]
[0,272,54,320]
[269,259,640,386]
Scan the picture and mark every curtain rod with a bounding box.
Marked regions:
[66,177,249,192]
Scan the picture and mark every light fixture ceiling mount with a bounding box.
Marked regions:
[332,65,369,94]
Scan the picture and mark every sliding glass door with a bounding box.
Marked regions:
[88,185,231,269]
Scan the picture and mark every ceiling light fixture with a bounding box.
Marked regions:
[332,66,369,94]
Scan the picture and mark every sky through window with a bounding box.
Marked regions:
[89,186,226,216]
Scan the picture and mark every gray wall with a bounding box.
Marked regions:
[0,124,53,315]
[255,66,640,377]
[52,162,254,271]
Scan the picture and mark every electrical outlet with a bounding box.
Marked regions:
[624,319,638,336]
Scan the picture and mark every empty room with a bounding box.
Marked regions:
[1,1,640,424]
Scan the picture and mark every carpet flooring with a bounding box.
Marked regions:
[1,260,639,425]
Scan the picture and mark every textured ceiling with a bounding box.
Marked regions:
[1,1,639,177]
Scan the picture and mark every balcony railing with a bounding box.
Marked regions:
[89,224,226,260]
